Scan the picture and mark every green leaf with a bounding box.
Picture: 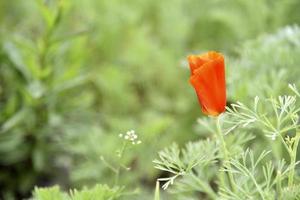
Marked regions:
[3,42,31,81]
[0,108,27,133]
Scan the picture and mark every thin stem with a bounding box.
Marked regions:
[288,131,300,187]
[115,141,128,185]
[190,173,217,200]
[215,116,237,193]
[100,156,118,173]
[279,134,290,154]
[249,173,265,200]
[276,171,282,200]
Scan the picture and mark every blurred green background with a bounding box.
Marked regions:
[1,0,300,199]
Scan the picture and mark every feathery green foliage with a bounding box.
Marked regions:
[154,28,300,197]
[33,185,123,200]
[228,26,300,101]
[155,84,300,199]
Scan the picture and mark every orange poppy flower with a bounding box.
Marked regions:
[188,51,226,116]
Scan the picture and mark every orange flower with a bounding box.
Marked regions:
[188,51,226,116]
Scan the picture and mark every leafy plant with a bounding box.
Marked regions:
[155,85,300,200]
[0,1,89,198]
[228,25,300,101]
[32,184,123,200]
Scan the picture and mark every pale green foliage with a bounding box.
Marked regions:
[155,85,300,200]
[153,133,255,199]
[219,150,289,200]
[226,95,299,140]
[281,185,300,200]
[154,140,218,190]
[228,25,300,101]
[33,185,123,200]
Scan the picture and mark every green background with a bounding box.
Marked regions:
[1,0,300,199]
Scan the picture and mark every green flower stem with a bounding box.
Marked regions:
[115,141,128,185]
[215,115,237,193]
[288,132,300,187]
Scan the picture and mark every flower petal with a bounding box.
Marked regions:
[189,51,226,116]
